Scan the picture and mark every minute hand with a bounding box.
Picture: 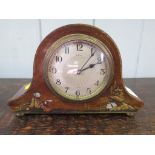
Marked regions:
[78,50,95,74]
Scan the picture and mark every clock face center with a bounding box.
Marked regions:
[44,34,114,101]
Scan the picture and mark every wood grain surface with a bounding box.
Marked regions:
[0,78,154,135]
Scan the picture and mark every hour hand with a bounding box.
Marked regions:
[77,66,91,74]
[77,62,102,74]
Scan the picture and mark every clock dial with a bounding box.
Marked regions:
[44,34,114,101]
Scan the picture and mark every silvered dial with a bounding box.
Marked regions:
[44,34,113,101]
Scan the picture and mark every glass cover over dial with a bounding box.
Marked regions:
[44,34,114,101]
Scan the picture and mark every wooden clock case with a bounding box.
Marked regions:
[8,24,144,116]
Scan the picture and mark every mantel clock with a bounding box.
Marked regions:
[8,24,144,116]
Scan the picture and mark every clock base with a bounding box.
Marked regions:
[15,110,136,117]
[9,81,143,117]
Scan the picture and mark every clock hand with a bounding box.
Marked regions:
[77,62,102,74]
[77,49,95,74]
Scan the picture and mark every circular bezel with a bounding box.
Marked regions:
[43,34,114,102]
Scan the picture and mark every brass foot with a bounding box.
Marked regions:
[126,112,135,116]
[16,112,25,117]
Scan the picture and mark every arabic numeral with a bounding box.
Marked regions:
[87,88,92,94]
[91,48,95,56]
[95,80,99,86]
[97,57,102,63]
[56,79,61,85]
[75,90,80,97]
[65,87,69,93]
[65,46,69,54]
[52,67,57,74]
[77,43,83,51]
[56,56,62,62]
[100,69,106,75]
